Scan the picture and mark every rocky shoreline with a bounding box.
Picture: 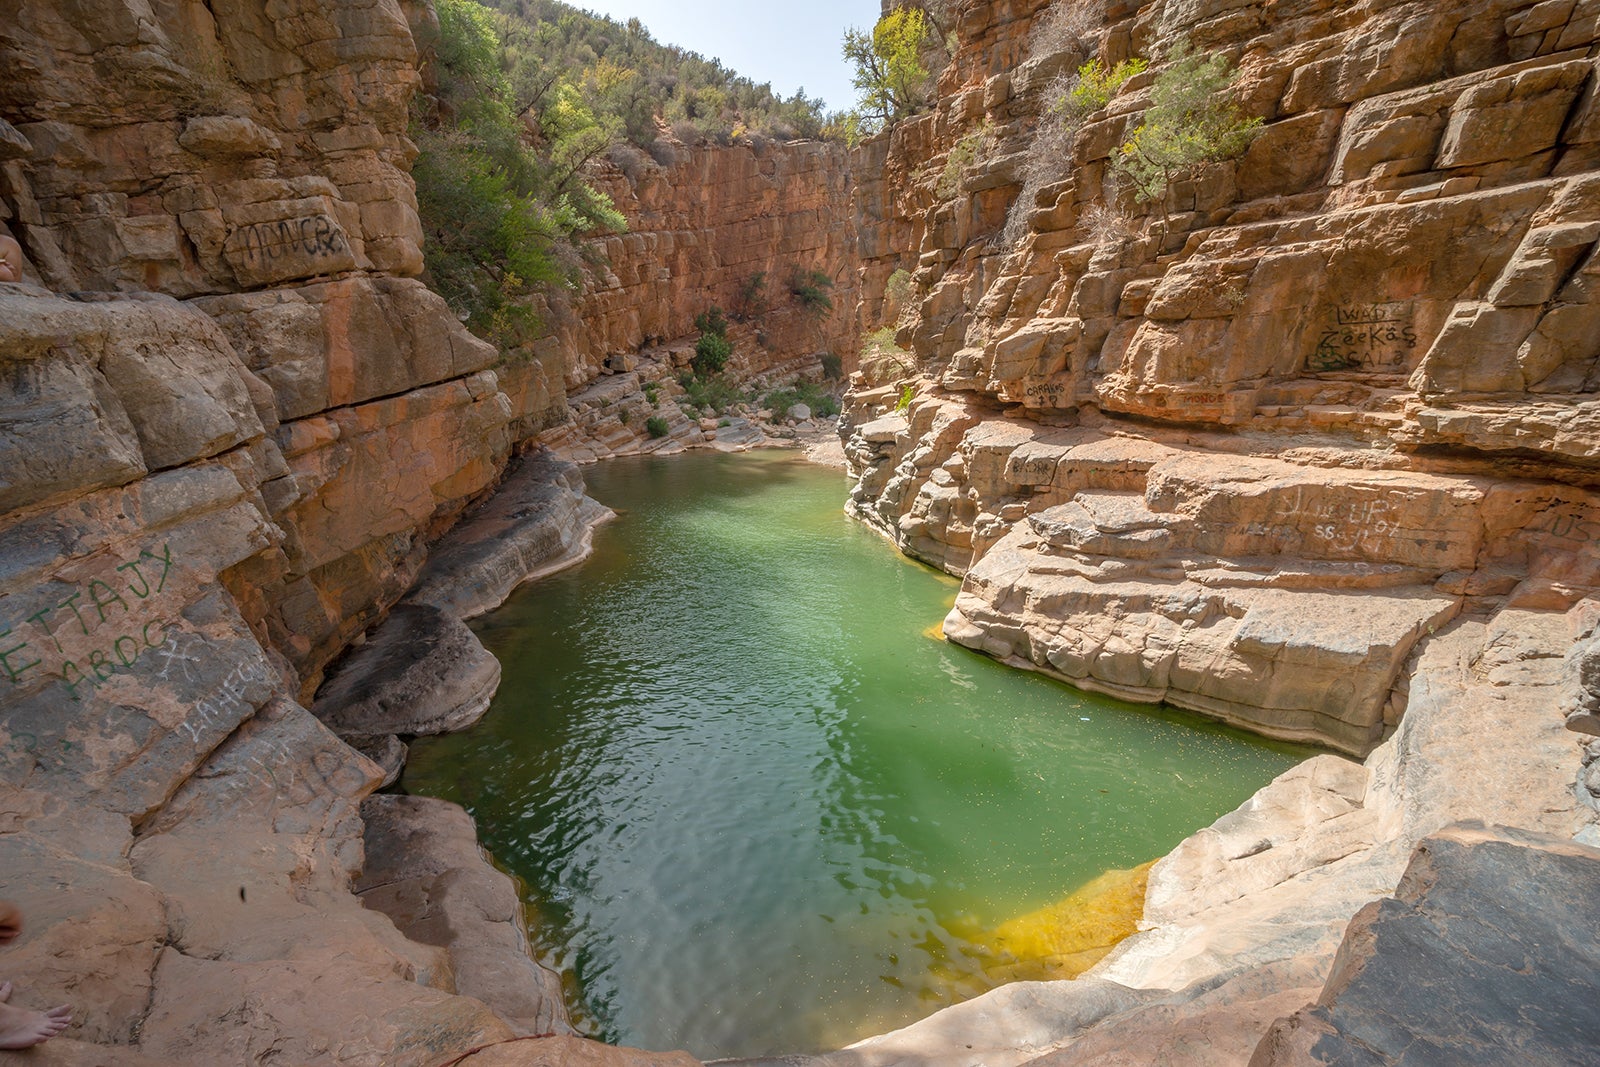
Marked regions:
[4,0,1600,1060]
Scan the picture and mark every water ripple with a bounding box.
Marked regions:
[403,453,1311,1059]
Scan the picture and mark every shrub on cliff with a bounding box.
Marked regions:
[788,268,835,318]
[677,371,746,414]
[884,269,913,318]
[732,272,768,323]
[762,381,839,419]
[692,306,732,376]
[1070,57,1149,111]
[935,123,996,201]
[1113,42,1260,209]
[693,332,733,376]
[1003,56,1146,247]
[1028,0,1100,58]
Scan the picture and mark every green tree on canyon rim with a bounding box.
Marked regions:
[479,0,830,146]
[841,3,956,139]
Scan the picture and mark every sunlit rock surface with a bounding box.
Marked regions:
[837,0,1600,1061]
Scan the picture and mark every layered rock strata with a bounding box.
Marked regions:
[518,139,860,463]
[848,394,1598,753]
[838,0,1600,1060]
[0,0,675,1062]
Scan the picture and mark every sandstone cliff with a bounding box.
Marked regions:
[837,0,1600,1059]
[522,139,859,462]
[0,0,700,1061]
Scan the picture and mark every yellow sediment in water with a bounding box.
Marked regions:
[975,860,1156,983]
[824,860,1158,1049]
[923,592,959,640]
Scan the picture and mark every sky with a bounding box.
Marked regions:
[565,0,884,114]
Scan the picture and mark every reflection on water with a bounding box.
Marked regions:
[402,452,1312,1059]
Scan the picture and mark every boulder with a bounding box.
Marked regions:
[1250,824,1600,1066]
[311,604,500,738]
[358,795,573,1038]
[406,450,614,621]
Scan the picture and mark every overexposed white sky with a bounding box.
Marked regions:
[567,0,884,113]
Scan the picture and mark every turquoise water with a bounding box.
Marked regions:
[402,451,1310,1058]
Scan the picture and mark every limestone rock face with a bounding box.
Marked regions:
[856,0,1600,471]
[837,0,1600,1059]
[849,390,1599,753]
[1250,824,1600,1066]
[845,0,1600,751]
[0,0,619,1062]
[0,0,424,296]
[515,139,859,460]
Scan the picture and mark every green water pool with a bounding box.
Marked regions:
[401,451,1311,1058]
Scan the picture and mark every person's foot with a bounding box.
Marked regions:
[0,982,71,1049]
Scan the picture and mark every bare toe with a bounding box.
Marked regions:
[0,1001,72,1049]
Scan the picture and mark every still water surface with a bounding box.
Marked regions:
[403,451,1308,1058]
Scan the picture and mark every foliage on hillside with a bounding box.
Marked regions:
[412,0,626,348]
[480,0,830,146]
[411,0,849,350]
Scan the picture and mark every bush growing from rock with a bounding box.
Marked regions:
[691,305,732,376]
[1003,56,1145,246]
[860,326,914,386]
[935,122,995,201]
[1113,41,1260,209]
[788,268,835,317]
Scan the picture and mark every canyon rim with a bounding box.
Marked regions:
[1,0,1599,1065]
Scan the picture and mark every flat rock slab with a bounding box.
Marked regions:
[716,978,1158,1067]
[1023,958,1327,1067]
[458,1034,701,1066]
[408,451,614,621]
[0,1038,178,1065]
[1251,823,1600,1066]
[311,603,499,737]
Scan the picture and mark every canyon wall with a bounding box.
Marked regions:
[836,0,1600,1059]
[511,139,860,461]
[0,0,555,1061]
[847,0,1600,751]
[0,0,857,1060]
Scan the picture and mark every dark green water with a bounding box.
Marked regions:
[403,451,1309,1058]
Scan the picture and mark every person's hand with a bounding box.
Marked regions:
[0,901,21,945]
